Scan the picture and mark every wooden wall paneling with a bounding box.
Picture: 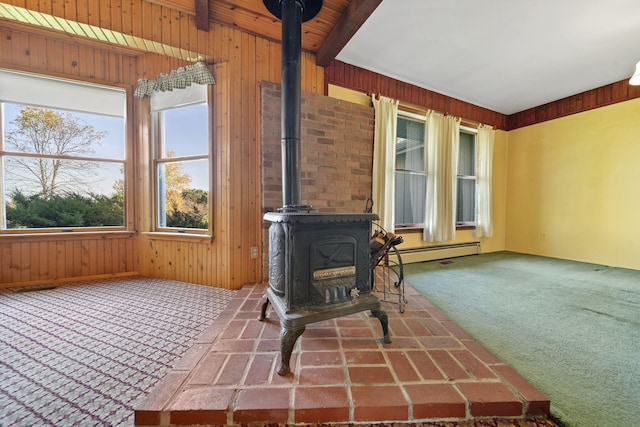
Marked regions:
[79,239,89,277]
[21,242,31,281]
[0,244,10,284]
[75,0,89,24]
[7,243,17,283]
[95,238,105,275]
[10,30,30,68]
[241,30,258,281]
[213,61,230,287]
[230,26,243,284]
[46,241,57,280]
[217,26,232,286]
[51,0,63,16]
[179,7,192,53]
[113,0,124,34]
[55,240,65,279]
[28,33,46,68]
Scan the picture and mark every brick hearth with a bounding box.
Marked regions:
[134,280,551,426]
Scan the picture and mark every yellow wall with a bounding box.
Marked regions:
[506,98,640,270]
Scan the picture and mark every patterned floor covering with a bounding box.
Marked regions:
[0,276,235,427]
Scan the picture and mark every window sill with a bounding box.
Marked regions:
[141,231,215,243]
[394,225,477,234]
[0,230,135,242]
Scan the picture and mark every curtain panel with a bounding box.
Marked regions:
[424,112,460,242]
[475,124,495,237]
[371,95,399,232]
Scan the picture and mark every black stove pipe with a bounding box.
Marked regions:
[281,0,303,210]
[264,0,322,211]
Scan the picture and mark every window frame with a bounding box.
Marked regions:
[150,86,213,236]
[456,125,478,228]
[0,70,131,235]
[392,107,480,233]
[394,109,428,229]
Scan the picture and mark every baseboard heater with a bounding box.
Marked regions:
[389,242,480,264]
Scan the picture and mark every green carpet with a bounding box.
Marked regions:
[403,251,640,427]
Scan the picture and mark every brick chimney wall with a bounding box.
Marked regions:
[260,81,375,280]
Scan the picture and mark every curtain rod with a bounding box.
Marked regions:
[367,91,496,130]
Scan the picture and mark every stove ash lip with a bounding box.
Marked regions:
[264,211,379,223]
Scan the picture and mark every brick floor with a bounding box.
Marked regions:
[135,283,554,426]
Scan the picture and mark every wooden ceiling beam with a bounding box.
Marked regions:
[194,0,209,31]
[315,0,382,67]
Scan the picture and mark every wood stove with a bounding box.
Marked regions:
[259,0,389,376]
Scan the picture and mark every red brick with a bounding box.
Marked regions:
[450,349,497,379]
[348,366,395,384]
[404,383,466,419]
[244,353,276,385]
[294,386,350,423]
[214,338,254,352]
[442,320,474,339]
[298,366,346,386]
[233,388,290,424]
[423,318,449,336]
[407,350,445,380]
[344,350,386,365]
[240,320,264,339]
[429,350,469,380]
[463,340,504,364]
[388,318,413,336]
[300,338,340,351]
[303,327,338,338]
[169,387,234,425]
[420,336,462,349]
[219,320,246,340]
[194,322,226,344]
[171,344,209,371]
[339,327,375,338]
[188,353,227,385]
[255,338,280,352]
[386,351,421,382]
[351,385,408,422]
[135,371,189,416]
[299,351,343,367]
[493,364,550,415]
[214,353,250,385]
[404,318,434,336]
[340,337,380,350]
[385,336,422,349]
[457,382,523,417]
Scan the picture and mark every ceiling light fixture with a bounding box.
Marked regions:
[630,61,640,85]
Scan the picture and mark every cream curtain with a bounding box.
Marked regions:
[475,124,495,237]
[424,112,460,242]
[371,95,399,231]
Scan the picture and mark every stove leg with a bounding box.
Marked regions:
[258,296,270,321]
[277,324,305,376]
[371,308,391,344]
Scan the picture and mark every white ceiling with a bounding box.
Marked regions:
[336,0,640,115]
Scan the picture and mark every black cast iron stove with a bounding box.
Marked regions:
[259,0,390,376]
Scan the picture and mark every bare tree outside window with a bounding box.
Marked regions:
[5,106,106,198]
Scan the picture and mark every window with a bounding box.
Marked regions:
[0,69,127,231]
[151,84,210,232]
[457,128,477,226]
[395,113,426,226]
[393,110,478,229]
